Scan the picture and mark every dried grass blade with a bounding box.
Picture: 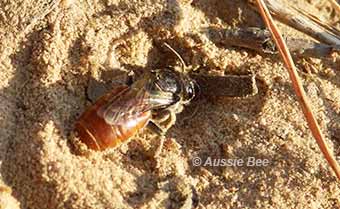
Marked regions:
[255,0,340,180]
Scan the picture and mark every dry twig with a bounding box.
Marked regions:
[204,27,340,58]
[254,0,340,45]
[255,0,340,180]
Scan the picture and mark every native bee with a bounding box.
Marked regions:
[75,67,197,151]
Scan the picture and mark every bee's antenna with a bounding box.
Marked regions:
[163,42,187,71]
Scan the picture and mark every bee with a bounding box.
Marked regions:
[75,66,196,151]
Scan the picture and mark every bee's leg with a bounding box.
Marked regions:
[151,110,178,159]
[163,110,177,131]
[152,108,177,130]
[147,120,166,136]
[146,121,167,158]
[154,135,166,159]
[152,110,170,124]
[146,108,178,159]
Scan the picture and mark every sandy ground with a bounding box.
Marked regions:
[0,0,340,208]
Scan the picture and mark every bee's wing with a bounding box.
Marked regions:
[99,86,176,125]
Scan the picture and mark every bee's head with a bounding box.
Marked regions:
[150,68,196,105]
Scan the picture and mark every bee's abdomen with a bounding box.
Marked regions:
[75,86,151,151]
[75,111,150,150]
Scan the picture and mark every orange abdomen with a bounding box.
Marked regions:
[75,86,151,151]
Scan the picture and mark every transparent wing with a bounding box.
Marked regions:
[99,86,176,125]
